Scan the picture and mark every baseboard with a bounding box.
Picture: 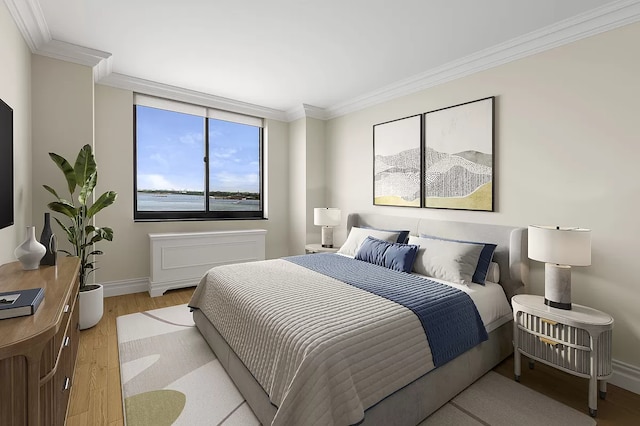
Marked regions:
[610,359,640,395]
[101,277,149,297]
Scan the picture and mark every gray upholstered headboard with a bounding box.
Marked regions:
[347,213,529,301]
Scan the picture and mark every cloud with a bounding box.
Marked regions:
[149,153,169,167]
[212,148,237,159]
[138,174,179,190]
[179,132,203,145]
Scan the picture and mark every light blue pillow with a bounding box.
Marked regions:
[418,234,497,285]
[355,236,419,273]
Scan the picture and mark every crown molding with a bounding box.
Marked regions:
[98,73,288,122]
[286,104,328,122]
[325,0,640,119]
[3,0,50,51]
[35,39,112,69]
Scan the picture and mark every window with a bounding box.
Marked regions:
[134,94,264,220]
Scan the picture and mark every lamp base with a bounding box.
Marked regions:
[321,226,334,248]
[544,263,572,310]
[544,298,572,310]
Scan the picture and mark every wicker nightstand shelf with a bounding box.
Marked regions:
[512,294,613,417]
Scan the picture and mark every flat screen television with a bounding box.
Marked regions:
[0,98,13,230]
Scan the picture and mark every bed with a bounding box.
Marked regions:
[189,213,529,425]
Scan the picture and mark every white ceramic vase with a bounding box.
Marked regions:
[14,226,46,270]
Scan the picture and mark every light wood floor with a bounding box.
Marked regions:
[67,288,640,425]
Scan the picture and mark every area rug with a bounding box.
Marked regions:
[116,304,259,426]
[117,304,595,426]
[419,371,596,426]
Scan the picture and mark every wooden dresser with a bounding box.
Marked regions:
[0,257,81,426]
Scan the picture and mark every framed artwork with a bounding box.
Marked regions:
[373,114,422,207]
[423,97,494,211]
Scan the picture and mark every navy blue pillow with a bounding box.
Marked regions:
[362,226,410,244]
[355,236,419,273]
[419,234,497,285]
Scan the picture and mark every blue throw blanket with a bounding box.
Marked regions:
[285,253,488,367]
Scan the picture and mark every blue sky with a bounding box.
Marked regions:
[136,106,260,192]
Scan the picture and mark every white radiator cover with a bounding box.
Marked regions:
[148,229,267,297]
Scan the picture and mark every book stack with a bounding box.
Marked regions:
[0,287,45,320]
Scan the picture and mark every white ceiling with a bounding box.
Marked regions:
[11,0,637,114]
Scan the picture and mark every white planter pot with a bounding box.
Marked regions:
[79,284,104,330]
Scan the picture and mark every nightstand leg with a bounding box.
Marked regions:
[513,322,521,382]
[599,380,607,400]
[588,335,599,416]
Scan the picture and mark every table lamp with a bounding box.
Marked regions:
[314,208,341,248]
[528,225,591,310]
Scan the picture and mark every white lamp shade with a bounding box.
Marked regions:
[314,208,341,227]
[528,225,591,266]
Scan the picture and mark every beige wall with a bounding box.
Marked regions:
[31,56,95,262]
[288,116,328,254]
[0,3,32,264]
[326,22,640,368]
[93,84,291,283]
[305,117,327,244]
[288,118,306,254]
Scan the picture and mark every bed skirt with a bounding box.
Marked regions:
[193,309,513,426]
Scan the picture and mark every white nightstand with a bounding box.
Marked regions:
[305,243,339,254]
[512,294,614,417]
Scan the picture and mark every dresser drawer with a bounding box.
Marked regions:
[515,311,612,377]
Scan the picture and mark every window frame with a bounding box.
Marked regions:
[133,98,265,222]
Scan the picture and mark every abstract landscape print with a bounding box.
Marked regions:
[423,97,494,211]
[373,114,422,207]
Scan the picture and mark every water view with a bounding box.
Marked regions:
[137,192,260,211]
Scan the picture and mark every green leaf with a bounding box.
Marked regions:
[43,185,61,201]
[49,152,77,196]
[53,217,74,244]
[88,250,104,256]
[74,145,96,190]
[58,249,73,256]
[87,191,117,218]
[101,227,114,241]
[78,171,97,205]
[48,201,77,219]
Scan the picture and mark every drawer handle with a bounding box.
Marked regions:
[64,336,70,347]
[64,304,70,313]
[541,318,558,326]
[63,377,71,391]
[539,337,559,346]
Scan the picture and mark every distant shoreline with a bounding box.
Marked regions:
[137,189,259,200]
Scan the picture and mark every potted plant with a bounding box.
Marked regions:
[44,144,117,329]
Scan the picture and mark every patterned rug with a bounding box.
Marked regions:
[116,304,259,426]
[117,304,595,426]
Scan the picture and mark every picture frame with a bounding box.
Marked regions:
[373,114,422,207]
[423,97,494,211]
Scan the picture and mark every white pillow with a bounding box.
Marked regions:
[338,227,401,257]
[408,235,484,285]
[487,262,500,283]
